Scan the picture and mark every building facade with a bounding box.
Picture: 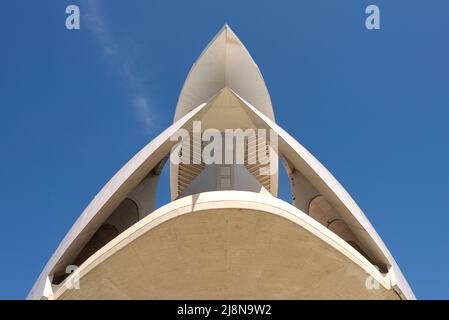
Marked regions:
[28,25,414,300]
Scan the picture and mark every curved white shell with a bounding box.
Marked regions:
[174,25,275,122]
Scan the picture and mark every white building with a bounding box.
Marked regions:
[28,25,414,300]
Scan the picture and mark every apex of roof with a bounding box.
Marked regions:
[174,25,275,122]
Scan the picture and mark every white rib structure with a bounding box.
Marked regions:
[29,25,414,300]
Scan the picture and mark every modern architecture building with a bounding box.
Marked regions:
[28,25,414,300]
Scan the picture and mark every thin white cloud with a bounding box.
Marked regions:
[82,0,154,134]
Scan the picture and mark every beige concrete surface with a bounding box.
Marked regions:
[54,191,399,300]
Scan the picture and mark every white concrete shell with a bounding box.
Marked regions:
[174,25,274,122]
[170,25,278,200]
[28,25,414,300]
[27,100,214,300]
[223,90,415,299]
[52,192,400,300]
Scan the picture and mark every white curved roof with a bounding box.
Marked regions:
[28,26,414,300]
[174,24,275,122]
[28,89,414,299]
[51,191,400,300]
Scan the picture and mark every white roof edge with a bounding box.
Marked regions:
[53,190,398,300]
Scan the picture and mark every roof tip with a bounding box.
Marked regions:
[222,23,233,32]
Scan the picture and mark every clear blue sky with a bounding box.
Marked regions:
[0,0,448,299]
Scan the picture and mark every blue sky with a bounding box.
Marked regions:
[0,0,448,299]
